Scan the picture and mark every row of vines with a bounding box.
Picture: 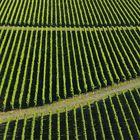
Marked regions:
[0,88,140,140]
[0,26,140,110]
[0,0,139,26]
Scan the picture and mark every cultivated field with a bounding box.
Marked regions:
[0,0,140,139]
[0,26,140,110]
[0,0,139,26]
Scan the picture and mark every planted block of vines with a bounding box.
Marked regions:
[0,0,139,26]
[0,26,140,110]
[0,88,140,140]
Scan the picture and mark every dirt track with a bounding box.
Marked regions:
[0,77,140,123]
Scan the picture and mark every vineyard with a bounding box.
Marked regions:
[0,0,139,26]
[0,88,140,140]
[0,26,140,110]
[0,0,140,139]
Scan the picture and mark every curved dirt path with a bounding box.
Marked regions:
[0,77,140,123]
